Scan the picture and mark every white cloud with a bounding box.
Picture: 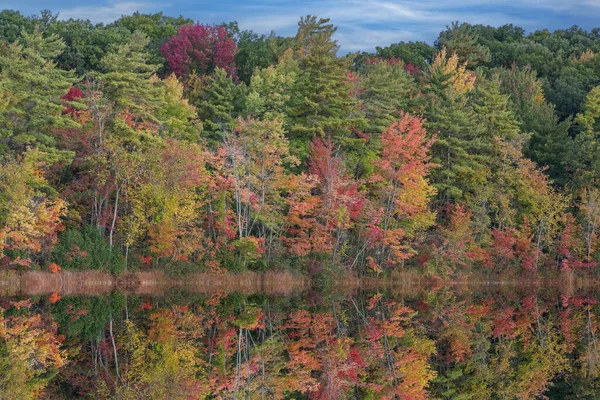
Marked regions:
[232,0,538,52]
[229,0,600,52]
[236,14,301,32]
[335,26,415,52]
[53,0,600,52]
[58,1,158,23]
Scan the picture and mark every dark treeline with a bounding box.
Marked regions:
[2,10,600,278]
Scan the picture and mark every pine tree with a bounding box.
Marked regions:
[471,75,522,231]
[499,65,573,187]
[424,50,489,204]
[156,74,201,142]
[92,31,169,149]
[286,16,366,169]
[246,48,298,122]
[474,75,520,142]
[572,86,600,188]
[192,67,245,147]
[0,26,78,162]
[359,58,419,134]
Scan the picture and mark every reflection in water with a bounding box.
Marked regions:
[1,285,600,399]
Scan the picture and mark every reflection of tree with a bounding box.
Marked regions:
[8,290,600,398]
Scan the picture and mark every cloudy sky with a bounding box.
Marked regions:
[2,0,600,53]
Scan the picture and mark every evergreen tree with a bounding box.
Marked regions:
[572,86,600,188]
[474,75,520,142]
[472,75,522,229]
[359,58,419,134]
[99,32,162,118]
[0,26,78,162]
[246,48,298,122]
[156,74,201,141]
[424,50,489,204]
[499,65,574,186]
[435,22,491,66]
[286,16,366,168]
[98,31,166,147]
[193,67,245,147]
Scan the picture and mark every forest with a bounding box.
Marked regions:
[5,7,600,400]
[2,9,600,280]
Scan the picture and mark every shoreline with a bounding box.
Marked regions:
[1,269,599,297]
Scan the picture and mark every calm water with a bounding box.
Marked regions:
[1,283,600,399]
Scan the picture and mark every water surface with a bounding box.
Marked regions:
[1,280,599,399]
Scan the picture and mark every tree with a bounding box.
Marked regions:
[192,67,244,147]
[46,19,132,75]
[370,113,436,265]
[471,75,521,230]
[135,140,209,261]
[246,49,298,122]
[286,16,366,168]
[98,31,166,147]
[0,307,66,399]
[499,65,573,186]
[373,40,434,69]
[161,24,237,79]
[0,10,35,44]
[306,137,366,262]
[111,316,202,399]
[221,118,297,266]
[111,12,193,73]
[572,86,600,188]
[424,49,488,204]
[0,26,79,162]
[0,154,66,261]
[436,22,491,66]
[225,22,283,85]
[474,74,520,142]
[156,74,201,141]
[578,187,600,268]
[359,58,419,134]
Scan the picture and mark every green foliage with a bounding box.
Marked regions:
[111,12,193,73]
[0,26,78,161]
[99,31,162,114]
[0,10,36,44]
[51,292,126,339]
[424,52,489,204]
[52,227,125,273]
[473,74,520,141]
[286,16,367,168]
[359,59,418,133]
[571,86,600,187]
[436,21,491,66]
[46,19,132,75]
[192,67,245,147]
[156,74,202,141]
[373,40,434,68]
[497,65,574,186]
[225,22,285,85]
[246,49,298,121]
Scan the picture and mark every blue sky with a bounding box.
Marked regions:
[2,0,600,53]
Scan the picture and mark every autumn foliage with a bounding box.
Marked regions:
[161,24,238,78]
[1,10,600,285]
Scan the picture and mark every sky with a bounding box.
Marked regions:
[2,0,600,53]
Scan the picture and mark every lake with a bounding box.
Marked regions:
[1,273,598,399]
